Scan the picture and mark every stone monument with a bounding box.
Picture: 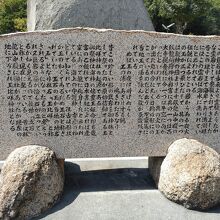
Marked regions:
[27,0,155,31]
[0,28,220,160]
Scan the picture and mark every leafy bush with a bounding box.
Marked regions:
[0,0,27,34]
[145,0,220,35]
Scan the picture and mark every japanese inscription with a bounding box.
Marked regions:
[0,28,220,159]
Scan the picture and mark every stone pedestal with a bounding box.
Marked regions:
[148,157,165,187]
[27,0,155,31]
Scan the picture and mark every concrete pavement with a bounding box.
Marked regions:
[33,158,220,220]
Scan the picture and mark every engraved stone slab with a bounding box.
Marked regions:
[0,28,220,159]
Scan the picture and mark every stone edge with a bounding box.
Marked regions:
[0,157,149,172]
[0,27,219,40]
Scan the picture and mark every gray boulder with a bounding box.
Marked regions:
[158,138,220,210]
[27,0,155,31]
[0,145,64,219]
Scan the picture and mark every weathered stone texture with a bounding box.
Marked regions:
[158,138,220,210]
[0,145,64,219]
[27,0,155,31]
[0,28,220,159]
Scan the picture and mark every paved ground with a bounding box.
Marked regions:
[32,158,220,220]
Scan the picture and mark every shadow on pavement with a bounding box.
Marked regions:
[34,161,220,219]
[34,161,155,219]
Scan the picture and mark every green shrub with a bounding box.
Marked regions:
[0,0,27,34]
[144,0,220,35]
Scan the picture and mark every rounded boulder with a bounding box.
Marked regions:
[0,145,64,219]
[158,138,220,210]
